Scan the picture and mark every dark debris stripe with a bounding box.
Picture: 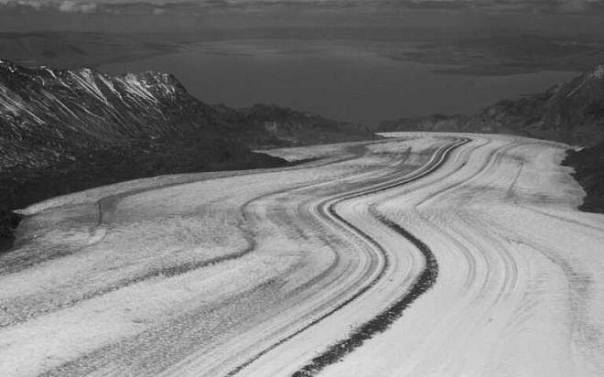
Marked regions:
[227,138,469,376]
[225,190,393,377]
[291,215,438,377]
[0,179,324,328]
[0,143,371,277]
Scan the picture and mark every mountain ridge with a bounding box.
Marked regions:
[379,64,604,145]
[0,58,373,174]
[0,59,372,168]
[0,59,373,251]
[379,64,604,213]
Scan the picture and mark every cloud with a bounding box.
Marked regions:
[0,0,602,14]
[393,0,604,12]
[0,0,97,12]
[556,0,601,11]
[0,0,44,9]
[57,0,97,12]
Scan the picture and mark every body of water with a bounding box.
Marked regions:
[101,39,575,126]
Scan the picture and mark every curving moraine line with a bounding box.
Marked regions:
[227,138,469,377]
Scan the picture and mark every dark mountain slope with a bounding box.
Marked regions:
[564,144,604,212]
[379,65,604,145]
[0,59,371,172]
[0,59,373,251]
[379,65,604,213]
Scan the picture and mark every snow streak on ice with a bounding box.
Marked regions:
[0,134,603,377]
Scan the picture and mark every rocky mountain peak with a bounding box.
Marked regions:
[590,65,604,80]
[0,59,19,73]
[379,64,604,145]
[0,59,372,172]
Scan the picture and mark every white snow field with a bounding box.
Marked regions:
[1,133,603,377]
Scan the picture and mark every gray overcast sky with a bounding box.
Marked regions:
[1,0,603,16]
[2,0,603,123]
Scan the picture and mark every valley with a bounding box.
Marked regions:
[1,4,604,377]
[1,134,602,377]
[0,60,371,251]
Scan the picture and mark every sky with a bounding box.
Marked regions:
[1,0,603,124]
[0,0,603,15]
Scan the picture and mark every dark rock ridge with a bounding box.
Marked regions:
[379,65,604,213]
[0,59,371,172]
[379,65,604,145]
[0,59,373,251]
[564,145,604,213]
